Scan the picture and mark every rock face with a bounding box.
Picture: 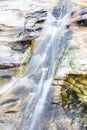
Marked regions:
[0,0,59,130]
[55,5,87,102]
[0,0,58,77]
[0,0,87,130]
[52,2,87,129]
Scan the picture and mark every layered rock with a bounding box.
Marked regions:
[0,0,59,130]
[52,2,87,129]
[0,0,87,130]
[54,4,87,102]
[0,0,58,78]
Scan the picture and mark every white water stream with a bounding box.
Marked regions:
[0,0,77,130]
[17,1,72,129]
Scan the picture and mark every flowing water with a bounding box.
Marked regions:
[20,14,69,130]
[16,1,71,129]
[0,0,87,130]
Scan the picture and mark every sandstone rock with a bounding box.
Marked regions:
[0,0,87,130]
[52,3,87,129]
[54,5,87,103]
[0,0,59,129]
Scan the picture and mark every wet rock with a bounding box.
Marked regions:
[76,18,87,27]
[51,4,87,130]
[0,0,58,129]
[35,19,46,24]
[69,6,87,27]
[60,87,87,129]
[26,10,47,19]
[53,0,67,19]
[0,1,87,130]
[57,74,87,103]
[79,6,87,15]
[0,98,19,106]
[0,64,21,69]
[11,39,32,52]
[0,75,12,87]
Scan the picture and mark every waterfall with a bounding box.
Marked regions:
[0,0,77,130]
[16,1,72,129]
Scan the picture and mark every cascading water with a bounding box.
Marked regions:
[0,0,81,130]
[15,1,73,130]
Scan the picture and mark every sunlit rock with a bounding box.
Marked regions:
[0,0,87,130]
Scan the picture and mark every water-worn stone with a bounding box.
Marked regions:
[0,0,87,130]
[0,0,59,130]
[0,0,58,77]
[55,4,87,103]
[52,3,87,129]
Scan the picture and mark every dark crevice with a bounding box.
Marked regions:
[0,98,19,105]
[76,18,87,27]
[5,111,17,114]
